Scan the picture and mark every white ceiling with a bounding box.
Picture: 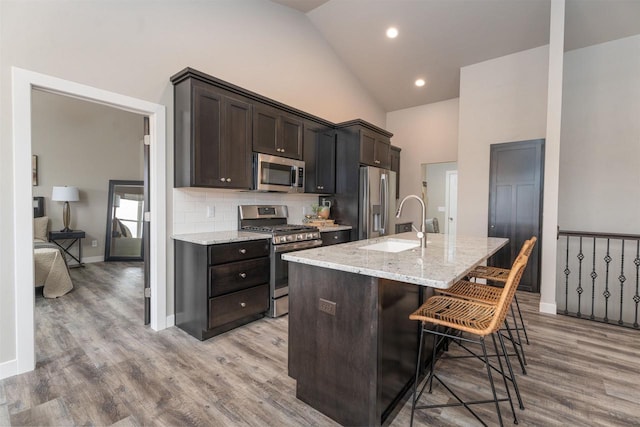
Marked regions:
[270,0,640,112]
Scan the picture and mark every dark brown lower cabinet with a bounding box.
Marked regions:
[175,239,270,340]
[288,263,434,426]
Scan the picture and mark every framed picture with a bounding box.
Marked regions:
[32,155,38,186]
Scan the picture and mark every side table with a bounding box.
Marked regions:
[49,230,86,268]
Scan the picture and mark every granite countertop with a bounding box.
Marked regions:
[282,232,508,289]
[171,230,271,245]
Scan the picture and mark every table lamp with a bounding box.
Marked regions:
[51,186,80,232]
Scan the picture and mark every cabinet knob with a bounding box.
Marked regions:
[240,302,246,308]
[239,248,246,254]
[219,177,226,182]
[374,160,380,164]
[333,235,338,239]
[239,272,247,279]
[226,178,231,182]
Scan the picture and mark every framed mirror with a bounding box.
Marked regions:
[105,179,144,261]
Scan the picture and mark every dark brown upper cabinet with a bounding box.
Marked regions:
[253,103,303,160]
[304,123,336,194]
[360,128,391,169]
[390,145,401,198]
[173,78,252,189]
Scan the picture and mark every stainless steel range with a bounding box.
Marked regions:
[238,205,322,317]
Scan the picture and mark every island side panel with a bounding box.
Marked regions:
[288,263,380,427]
[377,278,423,422]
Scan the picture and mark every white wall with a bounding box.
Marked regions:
[457,46,550,237]
[0,0,385,367]
[558,34,640,233]
[386,98,459,228]
[32,90,144,261]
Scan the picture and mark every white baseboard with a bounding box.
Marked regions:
[83,255,105,264]
[0,359,17,380]
[166,314,175,327]
[539,301,557,314]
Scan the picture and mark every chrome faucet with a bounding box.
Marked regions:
[396,195,427,248]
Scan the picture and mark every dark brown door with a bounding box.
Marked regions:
[488,139,544,292]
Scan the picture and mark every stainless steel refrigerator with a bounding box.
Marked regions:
[359,166,397,240]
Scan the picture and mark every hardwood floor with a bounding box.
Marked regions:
[1,263,638,426]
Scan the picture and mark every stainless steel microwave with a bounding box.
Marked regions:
[253,153,305,193]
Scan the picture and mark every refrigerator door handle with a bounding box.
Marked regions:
[380,173,388,235]
[361,169,370,239]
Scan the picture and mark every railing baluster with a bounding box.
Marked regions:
[604,239,611,323]
[576,237,584,317]
[557,230,640,330]
[564,235,570,315]
[618,240,626,326]
[590,237,597,320]
[634,241,639,329]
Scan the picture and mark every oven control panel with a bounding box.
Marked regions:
[273,231,321,244]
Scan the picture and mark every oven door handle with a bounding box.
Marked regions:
[273,239,323,253]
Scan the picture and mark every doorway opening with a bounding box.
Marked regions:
[11,67,167,377]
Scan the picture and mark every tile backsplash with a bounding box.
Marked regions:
[173,188,321,235]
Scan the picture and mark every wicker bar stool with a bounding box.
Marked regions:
[438,237,537,375]
[409,258,527,427]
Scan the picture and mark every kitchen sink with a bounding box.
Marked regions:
[359,239,421,253]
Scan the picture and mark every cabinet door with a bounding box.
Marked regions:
[316,129,336,193]
[390,146,401,197]
[222,98,252,189]
[360,130,377,166]
[374,138,391,169]
[280,114,303,159]
[192,85,223,186]
[253,104,279,156]
[304,125,335,193]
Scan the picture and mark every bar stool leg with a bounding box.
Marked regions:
[502,318,527,375]
[492,333,519,424]
[410,323,426,427]
[498,331,525,411]
[509,303,527,366]
[481,337,504,427]
[514,295,530,345]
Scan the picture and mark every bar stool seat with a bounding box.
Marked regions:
[409,258,528,427]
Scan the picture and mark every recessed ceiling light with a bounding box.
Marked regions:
[415,79,426,87]
[386,27,398,39]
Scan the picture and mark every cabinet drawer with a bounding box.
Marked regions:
[208,284,269,329]
[209,257,269,297]
[321,230,351,246]
[208,240,269,265]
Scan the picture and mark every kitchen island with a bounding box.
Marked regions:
[283,232,508,426]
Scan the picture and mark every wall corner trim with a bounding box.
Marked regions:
[539,301,557,314]
[0,359,17,381]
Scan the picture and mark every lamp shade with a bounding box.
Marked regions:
[51,186,79,202]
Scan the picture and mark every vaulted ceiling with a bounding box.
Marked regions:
[270,0,640,112]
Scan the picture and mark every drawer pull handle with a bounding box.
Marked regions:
[240,302,246,308]
[239,272,247,279]
[239,248,247,254]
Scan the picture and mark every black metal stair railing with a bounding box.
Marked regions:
[557,230,640,329]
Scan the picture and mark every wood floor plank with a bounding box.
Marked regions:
[9,397,74,426]
[2,263,639,426]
